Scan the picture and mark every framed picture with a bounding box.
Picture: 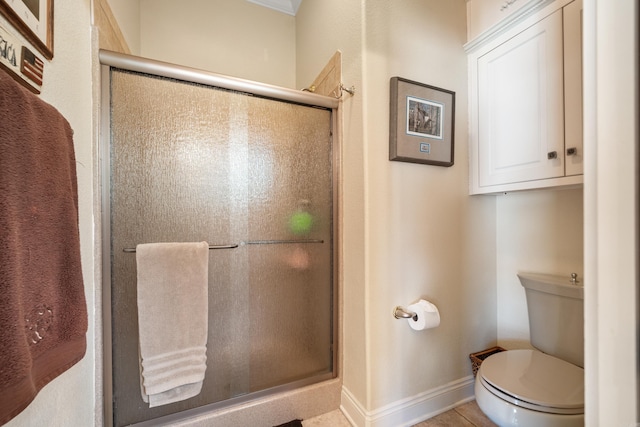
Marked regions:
[0,24,44,93]
[0,0,53,59]
[389,77,455,166]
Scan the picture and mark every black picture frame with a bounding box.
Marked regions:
[389,77,455,167]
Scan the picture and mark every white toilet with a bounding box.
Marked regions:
[474,272,585,427]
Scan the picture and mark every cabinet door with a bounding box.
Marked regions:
[477,9,565,187]
[563,0,583,176]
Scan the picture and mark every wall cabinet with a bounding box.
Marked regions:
[466,0,536,42]
[466,0,583,194]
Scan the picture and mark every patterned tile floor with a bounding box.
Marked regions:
[302,400,497,427]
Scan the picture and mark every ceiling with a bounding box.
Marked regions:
[246,0,302,16]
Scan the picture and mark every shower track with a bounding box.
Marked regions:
[99,50,339,110]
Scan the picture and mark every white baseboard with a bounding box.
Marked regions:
[340,376,475,427]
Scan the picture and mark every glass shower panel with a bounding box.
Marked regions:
[108,69,333,426]
[245,98,333,391]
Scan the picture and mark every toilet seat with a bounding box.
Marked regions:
[479,349,584,415]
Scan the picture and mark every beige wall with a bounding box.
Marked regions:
[105,0,140,53]
[138,0,297,88]
[1,1,629,426]
[2,0,96,426]
[496,189,584,347]
[299,1,498,423]
[361,0,497,416]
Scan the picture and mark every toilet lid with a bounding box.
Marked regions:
[480,349,584,414]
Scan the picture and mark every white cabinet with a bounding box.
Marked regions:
[563,0,583,177]
[467,0,534,42]
[477,9,564,187]
[467,0,583,194]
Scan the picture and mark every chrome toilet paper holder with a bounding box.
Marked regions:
[393,306,418,321]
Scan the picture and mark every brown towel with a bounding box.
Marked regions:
[0,72,88,424]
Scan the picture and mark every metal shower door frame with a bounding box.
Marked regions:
[99,50,340,427]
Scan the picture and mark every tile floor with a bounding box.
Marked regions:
[302,400,497,427]
[411,401,497,427]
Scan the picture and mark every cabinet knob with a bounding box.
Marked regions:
[547,151,558,159]
[566,147,577,156]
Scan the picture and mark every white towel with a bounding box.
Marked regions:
[136,242,209,407]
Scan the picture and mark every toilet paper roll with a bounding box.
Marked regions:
[406,299,440,331]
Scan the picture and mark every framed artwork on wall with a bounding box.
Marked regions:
[0,23,44,93]
[389,77,455,167]
[0,0,53,59]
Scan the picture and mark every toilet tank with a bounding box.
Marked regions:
[517,272,584,367]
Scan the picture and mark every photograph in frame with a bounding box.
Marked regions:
[389,77,455,166]
[0,23,43,93]
[0,0,53,59]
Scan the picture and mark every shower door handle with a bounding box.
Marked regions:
[122,243,239,253]
[209,244,239,249]
[122,240,323,253]
[244,239,324,245]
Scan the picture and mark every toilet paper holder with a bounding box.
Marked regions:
[393,306,418,321]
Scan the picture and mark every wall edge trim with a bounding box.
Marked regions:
[341,376,475,427]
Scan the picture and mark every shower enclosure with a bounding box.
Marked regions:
[100,51,339,427]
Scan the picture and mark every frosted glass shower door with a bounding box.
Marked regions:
[107,69,335,427]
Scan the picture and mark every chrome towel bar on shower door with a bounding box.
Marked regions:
[121,239,325,253]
